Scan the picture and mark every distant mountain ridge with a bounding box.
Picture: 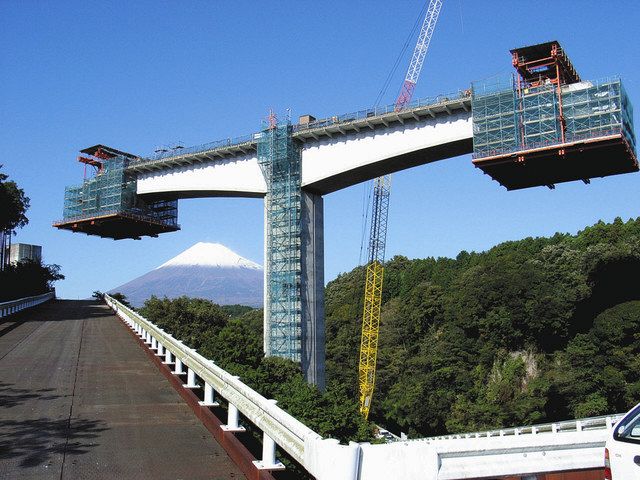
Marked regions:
[110,242,263,307]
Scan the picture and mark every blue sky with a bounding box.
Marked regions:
[1,1,639,299]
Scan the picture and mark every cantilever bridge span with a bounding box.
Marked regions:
[55,42,638,388]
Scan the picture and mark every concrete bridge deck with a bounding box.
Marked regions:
[0,300,245,480]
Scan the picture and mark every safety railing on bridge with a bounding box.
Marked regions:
[104,293,622,480]
[128,90,472,170]
[104,294,360,480]
[0,291,55,318]
[426,413,623,441]
[293,89,471,133]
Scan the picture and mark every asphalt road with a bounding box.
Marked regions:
[0,300,245,480]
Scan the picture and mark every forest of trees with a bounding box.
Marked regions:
[0,260,64,302]
[130,217,640,443]
[326,216,640,436]
[138,297,372,442]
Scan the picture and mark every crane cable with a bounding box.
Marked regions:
[373,2,430,108]
[361,2,431,266]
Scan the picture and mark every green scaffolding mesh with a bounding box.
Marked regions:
[258,122,302,362]
[472,76,636,158]
[61,155,178,228]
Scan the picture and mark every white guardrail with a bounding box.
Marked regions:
[104,294,621,480]
[0,291,55,318]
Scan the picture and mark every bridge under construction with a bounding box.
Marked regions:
[54,41,638,390]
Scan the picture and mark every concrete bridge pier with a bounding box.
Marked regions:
[300,190,326,390]
[262,189,326,390]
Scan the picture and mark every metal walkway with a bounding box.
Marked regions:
[0,300,245,480]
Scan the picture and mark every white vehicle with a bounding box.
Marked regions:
[605,402,640,479]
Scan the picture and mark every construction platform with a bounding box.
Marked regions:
[53,211,179,240]
[471,41,637,190]
[0,300,245,479]
[54,145,179,240]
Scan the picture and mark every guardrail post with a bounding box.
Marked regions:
[183,367,200,389]
[606,416,613,431]
[151,337,157,350]
[156,342,164,356]
[221,402,246,432]
[253,400,285,470]
[163,349,173,365]
[174,357,184,375]
[199,382,220,407]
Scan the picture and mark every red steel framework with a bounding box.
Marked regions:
[511,41,580,150]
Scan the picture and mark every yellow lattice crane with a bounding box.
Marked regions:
[358,0,443,419]
[358,175,391,418]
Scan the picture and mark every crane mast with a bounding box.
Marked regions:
[358,0,443,419]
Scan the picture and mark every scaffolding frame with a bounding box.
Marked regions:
[56,147,178,238]
[258,121,303,362]
[471,41,637,190]
[472,76,636,160]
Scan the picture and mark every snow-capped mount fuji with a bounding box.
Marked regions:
[110,242,263,307]
[158,243,262,270]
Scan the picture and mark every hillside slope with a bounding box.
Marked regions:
[325,217,640,436]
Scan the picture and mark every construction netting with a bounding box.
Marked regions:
[258,122,303,363]
[61,155,178,228]
[471,76,636,159]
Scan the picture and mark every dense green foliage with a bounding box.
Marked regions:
[0,165,30,233]
[325,217,640,436]
[139,296,373,443]
[0,166,63,301]
[0,259,64,302]
[132,217,640,445]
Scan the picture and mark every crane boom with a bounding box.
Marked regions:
[358,0,443,419]
[358,175,391,418]
[395,0,443,111]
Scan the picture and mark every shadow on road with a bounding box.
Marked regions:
[0,382,107,468]
[0,416,107,467]
[0,382,60,409]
